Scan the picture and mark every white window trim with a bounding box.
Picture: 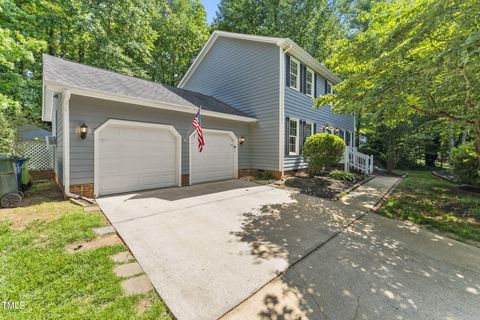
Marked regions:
[289,118,300,155]
[306,67,314,97]
[326,81,333,94]
[289,57,300,92]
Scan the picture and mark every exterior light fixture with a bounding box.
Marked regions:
[335,128,340,133]
[239,136,246,144]
[80,123,88,139]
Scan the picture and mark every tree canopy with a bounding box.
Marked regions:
[213,0,344,62]
[316,0,480,155]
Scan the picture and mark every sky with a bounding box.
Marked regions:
[200,0,221,23]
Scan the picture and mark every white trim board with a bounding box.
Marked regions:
[188,129,238,185]
[43,81,258,124]
[93,119,182,197]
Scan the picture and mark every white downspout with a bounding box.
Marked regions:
[62,89,81,199]
[279,41,293,177]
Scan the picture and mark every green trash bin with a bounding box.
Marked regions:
[0,156,22,208]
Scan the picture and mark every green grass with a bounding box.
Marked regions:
[0,182,172,320]
[378,171,480,243]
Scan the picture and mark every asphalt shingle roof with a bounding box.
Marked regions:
[43,54,251,118]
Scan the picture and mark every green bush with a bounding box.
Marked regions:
[450,143,480,185]
[255,171,274,180]
[302,133,346,177]
[329,169,356,182]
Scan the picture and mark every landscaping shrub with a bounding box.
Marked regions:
[255,170,274,180]
[329,169,356,182]
[303,133,345,177]
[450,143,480,185]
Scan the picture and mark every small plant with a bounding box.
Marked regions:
[450,143,480,186]
[302,133,346,177]
[329,169,356,182]
[255,171,274,180]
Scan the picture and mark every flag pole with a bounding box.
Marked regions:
[184,106,202,142]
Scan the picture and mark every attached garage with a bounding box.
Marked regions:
[189,129,238,185]
[94,120,181,196]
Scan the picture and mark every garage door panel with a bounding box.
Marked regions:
[97,121,180,196]
[190,130,237,185]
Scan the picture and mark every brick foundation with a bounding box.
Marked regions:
[181,174,190,186]
[30,169,55,181]
[69,183,94,198]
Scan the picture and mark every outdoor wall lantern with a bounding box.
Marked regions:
[239,136,246,144]
[80,123,88,139]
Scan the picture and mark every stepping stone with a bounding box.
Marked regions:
[111,251,134,263]
[113,262,143,277]
[84,205,101,212]
[93,225,116,236]
[121,275,154,296]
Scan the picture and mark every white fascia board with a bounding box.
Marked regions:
[44,81,258,123]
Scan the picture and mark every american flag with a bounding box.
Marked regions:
[192,109,204,152]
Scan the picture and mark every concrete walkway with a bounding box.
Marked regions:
[222,176,480,320]
[97,177,407,320]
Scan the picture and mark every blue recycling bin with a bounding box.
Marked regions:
[14,158,26,191]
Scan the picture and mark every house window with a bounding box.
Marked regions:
[326,81,333,94]
[305,122,314,138]
[289,57,300,91]
[306,68,314,97]
[289,118,299,155]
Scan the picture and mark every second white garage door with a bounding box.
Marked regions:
[189,129,238,185]
[95,120,181,196]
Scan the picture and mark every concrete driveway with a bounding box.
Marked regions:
[97,178,480,320]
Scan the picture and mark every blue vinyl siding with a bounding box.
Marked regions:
[284,57,355,170]
[183,37,280,171]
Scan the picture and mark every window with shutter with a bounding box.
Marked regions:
[288,118,299,155]
[289,57,300,91]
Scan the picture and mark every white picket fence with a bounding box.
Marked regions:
[344,147,374,175]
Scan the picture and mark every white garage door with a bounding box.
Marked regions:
[190,129,238,185]
[95,120,181,196]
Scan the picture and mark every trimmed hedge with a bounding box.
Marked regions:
[303,133,345,177]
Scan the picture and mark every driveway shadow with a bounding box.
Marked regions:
[225,193,480,320]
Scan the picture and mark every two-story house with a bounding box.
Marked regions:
[41,31,358,198]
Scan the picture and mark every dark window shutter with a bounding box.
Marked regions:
[313,123,317,134]
[299,120,306,154]
[285,117,290,156]
[285,55,290,86]
[314,74,318,98]
[324,80,328,95]
[300,64,307,94]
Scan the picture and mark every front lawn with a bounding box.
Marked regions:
[378,171,480,244]
[0,182,172,319]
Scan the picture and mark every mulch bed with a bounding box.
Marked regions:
[284,175,365,199]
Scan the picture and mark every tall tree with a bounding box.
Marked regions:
[213,0,344,62]
[148,0,209,85]
[317,0,480,155]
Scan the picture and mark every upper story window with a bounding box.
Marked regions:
[306,68,314,97]
[289,118,299,155]
[289,57,300,91]
[326,81,333,94]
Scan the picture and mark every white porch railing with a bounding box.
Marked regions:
[344,147,374,175]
